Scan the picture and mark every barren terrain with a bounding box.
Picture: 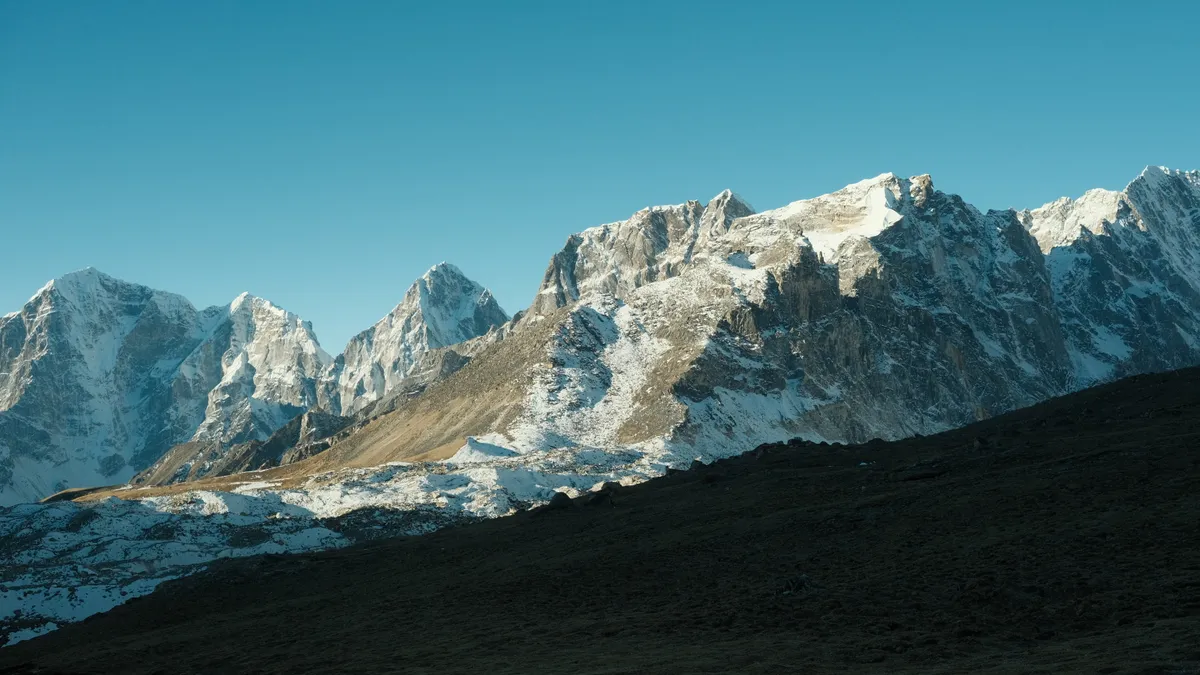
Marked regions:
[3,367,1199,674]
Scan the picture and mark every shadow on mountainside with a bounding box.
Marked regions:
[3,367,1200,674]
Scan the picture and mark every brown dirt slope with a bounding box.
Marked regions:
[291,311,566,474]
[3,367,1200,674]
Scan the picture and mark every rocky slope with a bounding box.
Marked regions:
[0,270,330,505]
[135,263,510,486]
[313,167,1200,473]
[5,169,1197,502]
[0,265,507,502]
[4,365,1199,672]
[2,167,1199,643]
[133,410,352,485]
[318,262,509,417]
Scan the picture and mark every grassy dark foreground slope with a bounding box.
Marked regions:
[3,369,1200,675]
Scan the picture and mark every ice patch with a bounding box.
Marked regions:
[1092,326,1132,360]
[726,252,754,269]
[4,622,58,646]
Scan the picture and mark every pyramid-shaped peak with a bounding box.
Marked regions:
[36,267,149,306]
[394,264,507,321]
[229,291,257,311]
[44,267,116,293]
[54,266,108,283]
[702,189,756,232]
[227,293,302,323]
[422,261,469,280]
[413,263,490,301]
[707,189,755,213]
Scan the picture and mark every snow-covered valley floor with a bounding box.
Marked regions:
[0,438,679,646]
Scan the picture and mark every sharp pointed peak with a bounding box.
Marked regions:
[34,267,128,303]
[229,291,256,311]
[1128,165,1197,189]
[422,261,468,280]
[707,189,755,213]
[395,263,495,312]
[412,263,485,299]
[229,291,286,314]
[43,267,115,291]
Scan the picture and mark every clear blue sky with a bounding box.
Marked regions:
[2,1,1197,350]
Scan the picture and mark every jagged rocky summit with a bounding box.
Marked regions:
[3,167,1200,645]
[0,264,508,504]
[3,167,1199,504]
[320,167,1200,471]
[319,262,510,417]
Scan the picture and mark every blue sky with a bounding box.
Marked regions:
[2,0,1197,350]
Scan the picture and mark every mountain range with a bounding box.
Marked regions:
[0,263,507,504]
[2,166,1199,508]
[3,165,1200,644]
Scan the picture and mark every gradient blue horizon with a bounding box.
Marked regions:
[2,0,1197,350]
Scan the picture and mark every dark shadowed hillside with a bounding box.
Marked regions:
[3,367,1199,674]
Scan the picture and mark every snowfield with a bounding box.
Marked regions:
[0,437,672,646]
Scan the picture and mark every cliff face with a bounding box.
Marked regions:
[0,270,329,505]
[322,168,1200,472]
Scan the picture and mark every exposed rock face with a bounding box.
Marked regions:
[322,168,1200,469]
[133,263,508,487]
[0,270,330,505]
[3,168,1200,647]
[0,264,507,500]
[135,410,352,484]
[186,293,330,447]
[319,263,509,417]
[1018,168,1200,382]
[6,168,1200,502]
[528,190,754,316]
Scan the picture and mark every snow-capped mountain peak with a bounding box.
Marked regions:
[5,168,1200,509]
[409,262,508,349]
[41,265,108,290]
[321,263,509,416]
[1021,189,1125,253]
[1134,164,1194,186]
[338,166,1200,485]
[701,189,756,234]
[186,293,331,447]
[130,264,509,485]
[6,167,1200,643]
[0,274,334,504]
[750,172,908,262]
[1019,166,1200,258]
[229,291,254,311]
